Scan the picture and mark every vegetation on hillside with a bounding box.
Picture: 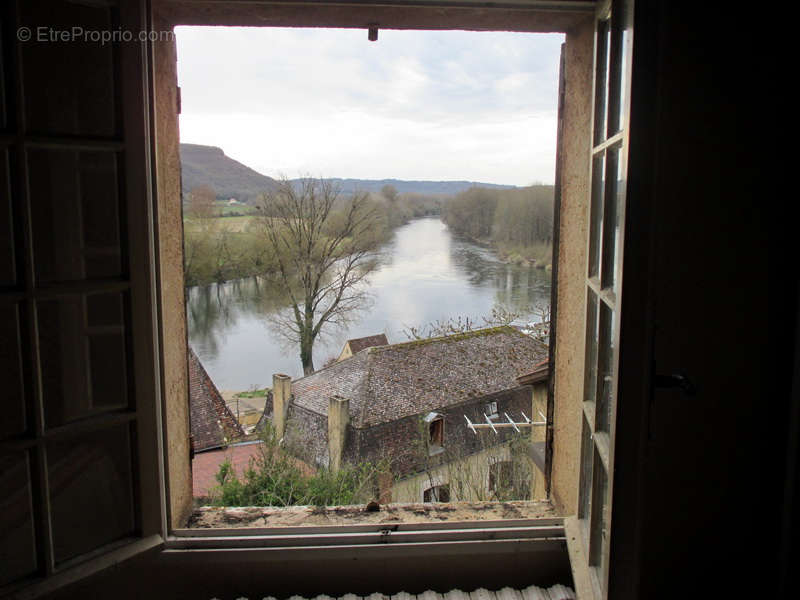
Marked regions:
[441,185,554,267]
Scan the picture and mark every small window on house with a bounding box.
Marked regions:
[488,460,513,494]
[423,484,451,503]
[425,412,444,455]
[486,401,498,419]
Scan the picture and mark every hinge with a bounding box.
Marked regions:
[654,372,696,396]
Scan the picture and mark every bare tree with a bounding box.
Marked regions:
[256,177,382,375]
[187,184,217,219]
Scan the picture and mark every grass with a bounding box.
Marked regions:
[234,388,269,399]
[183,215,256,233]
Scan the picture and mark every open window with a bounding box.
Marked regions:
[0,0,639,597]
[422,483,450,503]
[425,412,445,456]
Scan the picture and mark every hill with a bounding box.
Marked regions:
[305,178,517,196]
[180,144,278,203]
[180,143,518,202]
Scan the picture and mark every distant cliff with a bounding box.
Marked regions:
[180,143,278,203]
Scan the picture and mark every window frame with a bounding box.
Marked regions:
[155,0,593,545]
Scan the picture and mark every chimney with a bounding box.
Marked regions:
[272,373,292,440]
[327,395,350,472]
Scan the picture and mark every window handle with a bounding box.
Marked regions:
[654,372,696,396]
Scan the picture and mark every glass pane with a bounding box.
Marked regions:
[0,452,38,586]
[589,448,609,576]
[584,290,599,405]
[86,291,124,328]
[0,149,15,285]
[593,18,611,145]
[19,1,117,137]
[0,304,26,438]
[48,424,135,564]
[38,294,128,428]
[613,26,629,135]
[596,302,614,433]
[588,153,605,279]
[578,416,593,521]
[28,149,122,284]
[0,15,7,131]
[601,147,620,289]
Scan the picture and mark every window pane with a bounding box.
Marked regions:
[588,153,605,279]
[38,294,128,428]
[0,452,37,586]
[0,303,26,438]
[48,424,135,564]
[0,148,15,285]
[596,302,614,433]
[589,449,609,577]
[615,28,628,134]
[601,147,620,290]
[584,289,599,406]
[28,149,121,284]
[19,1,117,137]
[0,14,8,132]
[593,18,611,145]
[578,416,593,521]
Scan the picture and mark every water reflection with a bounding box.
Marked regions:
[188,217,552,389]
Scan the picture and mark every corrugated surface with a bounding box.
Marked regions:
[251,585,574,600]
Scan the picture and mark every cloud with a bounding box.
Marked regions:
[176,26,564,186]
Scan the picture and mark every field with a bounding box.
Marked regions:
[183,215,256,233]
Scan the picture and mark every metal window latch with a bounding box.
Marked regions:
[654,372,696,396]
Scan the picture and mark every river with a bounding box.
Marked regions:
[187,217,552,390]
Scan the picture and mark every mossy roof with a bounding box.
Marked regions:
[291,326,548,427]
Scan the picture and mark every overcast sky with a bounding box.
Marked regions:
[176,27,563,187]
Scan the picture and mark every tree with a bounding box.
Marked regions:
[380,184,399,203]
[187,184,217,219]
[256,177,382,375]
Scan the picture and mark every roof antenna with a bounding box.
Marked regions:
[368,24,379,42]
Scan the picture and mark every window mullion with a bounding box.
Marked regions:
[592,431,610,471]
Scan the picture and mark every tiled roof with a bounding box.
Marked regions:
[517,359,550,385]
[292,327,548,428]
[345,333,389,354]
[188,347,244,452]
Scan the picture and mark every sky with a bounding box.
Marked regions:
[176,27,564,187]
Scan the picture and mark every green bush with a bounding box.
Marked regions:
[210,423,387,507]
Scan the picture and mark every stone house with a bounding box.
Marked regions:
[259,326,548,502]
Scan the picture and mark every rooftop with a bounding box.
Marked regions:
[188,347,244,452]
[343,333,389,355]
[292,326,548,427]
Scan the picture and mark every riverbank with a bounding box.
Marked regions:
[495,243,552,271]
[450,230,552,270]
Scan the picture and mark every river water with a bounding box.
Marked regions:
[187,217,552,390]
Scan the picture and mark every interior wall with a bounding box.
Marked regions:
[549,18,593,516]
[151,8,193,528]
